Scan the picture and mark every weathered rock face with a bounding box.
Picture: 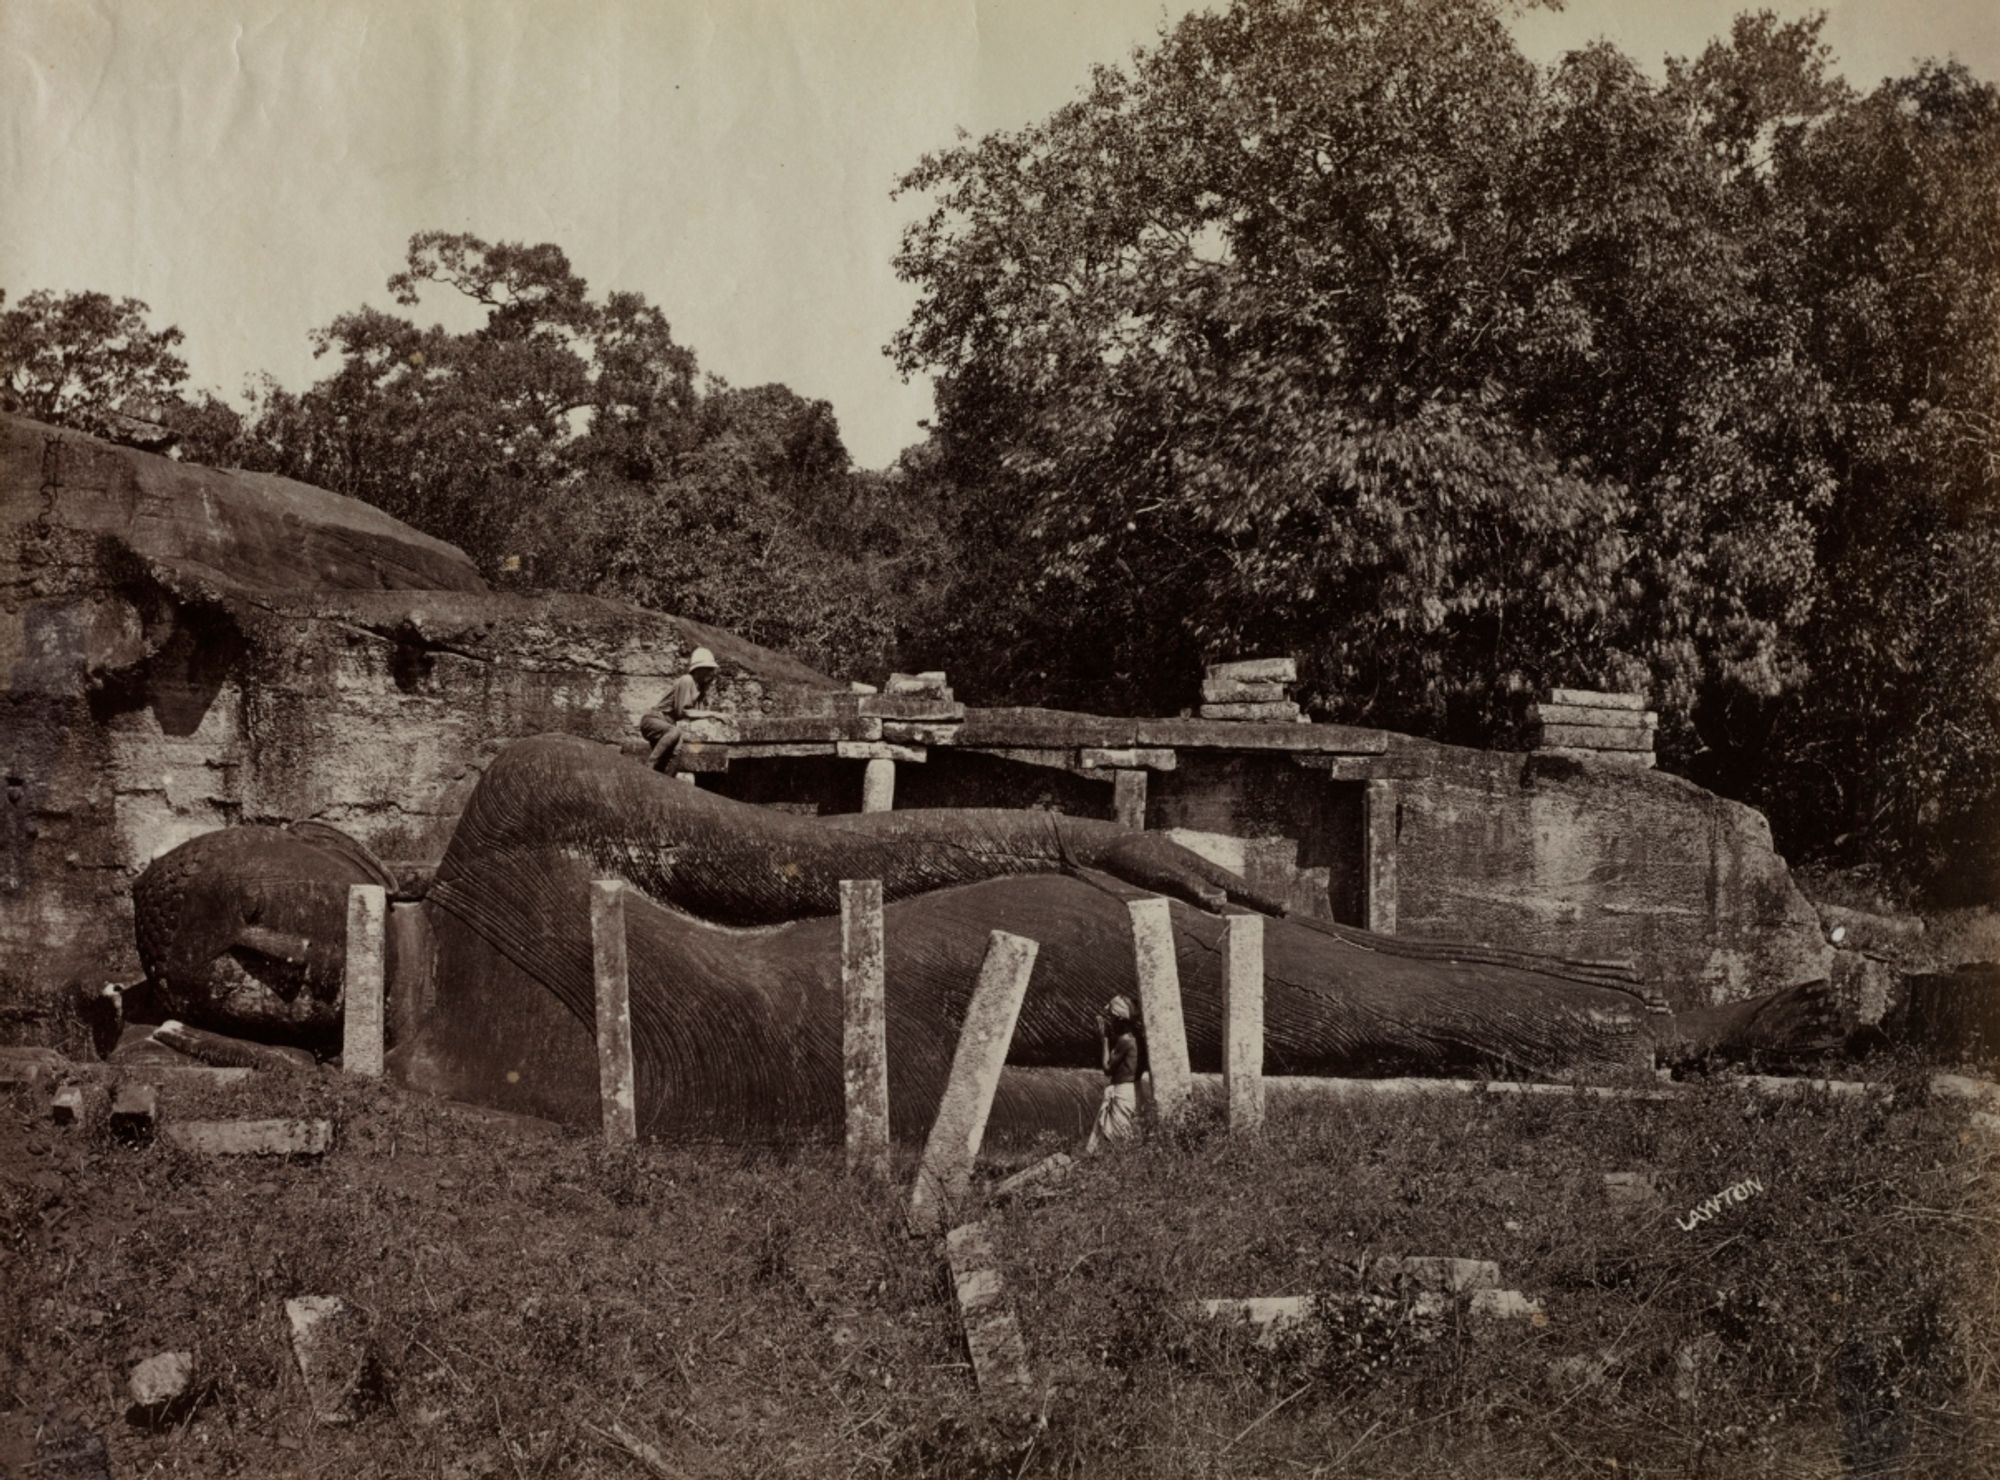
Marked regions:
[1,414,839,1015]
[1391,746,1830,1009]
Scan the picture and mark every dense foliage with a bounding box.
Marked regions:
[885,0,1998,897]
[3,2,1994,896]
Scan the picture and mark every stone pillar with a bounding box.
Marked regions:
[1126,897,1192,1125]
[862,757,896,813]
[342,885,386,1077]
[590,880,637,1145]
[909,930,1039,1234]
[1363,779,1399,934]
[1113,768,1148,830]
[1224,913,1265,1131]
[841,879,890,1179]
[387,901,433,1050]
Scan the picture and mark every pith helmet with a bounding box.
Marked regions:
[688,647,718,672]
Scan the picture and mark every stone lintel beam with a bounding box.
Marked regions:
[1132,717,1388,753]
[724,742,837,759]
[731,713,884,744]
[836,740,927,763]
[1077,747,1177,771]
[964,747,1080,773]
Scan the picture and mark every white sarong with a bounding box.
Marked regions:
[1084,1081,1138,1154]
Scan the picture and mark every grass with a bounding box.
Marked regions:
[4,1062,1999,1477]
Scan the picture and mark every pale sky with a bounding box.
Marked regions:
[4,1,1996,469]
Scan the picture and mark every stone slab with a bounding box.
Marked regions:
[858,694,967,722]
[342,885,387,1078]
[1128,898,1192,1123]
[957,707,1140,749]
[668,740,732,773]
[1133,717,1388,754]
[285,1295,383,1425]
[1112,769,1148,831]
[1292,752,1434,781]
[122,1065,258,1089]
[880,721,963,746]
[732,713,883,744]
[49,1084,89,1126]
[1206,657,1297,683]
[1223,915,1265,1131]
[163,1118,334,1157]
[992,1152,1074,1202]
[726,742,839,759]
[840,879,890,1180]
[964,746,1078,772]
[1533,724,1655,752]
[836,740,926,763]
[1198,701,1302,722]
[910,931,1039,1234]
[1532,702,1657,728]
[1548,688,1648,711]
[1078,747,1177,771]
[591,881,637,1144]
[1201,677,1290,704]
[886,672,952,698]
[943,1221,1036,1404]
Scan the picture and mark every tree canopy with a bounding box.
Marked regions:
[890,0,1999,895]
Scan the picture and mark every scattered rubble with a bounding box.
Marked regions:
[285,1296,386,1425]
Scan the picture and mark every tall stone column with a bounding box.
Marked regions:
[1127,897,1192,1125]
[840,879,890,1179]
[342,885,386,1078]
[591,880,637,1145]
[862,757,896,813]
[1364,779,1399,934]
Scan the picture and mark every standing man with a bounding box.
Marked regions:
[1084,995,1144,1153]
[639,647,720,772]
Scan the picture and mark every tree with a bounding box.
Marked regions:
[0,289,188,424]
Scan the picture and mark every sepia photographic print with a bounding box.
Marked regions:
[3,1,1999,1474]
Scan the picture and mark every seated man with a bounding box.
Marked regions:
[638,647,719,771]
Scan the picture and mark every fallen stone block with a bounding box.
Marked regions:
[991,1152,1073,1202]
[943,1222,1036,1406]
[1200,677,1290,704]
[126,1350,207,1427]
[49,1084,90,1126]
[1207,657,1297,684]
[285,1296,386,1424]
[164,1119,334,1158]
[1531,723,1655,752]
[125,1065,258,1090]
[886,672,952,698]
[109,1083,158,1143]
[1548,688,1648,711]
[1198,701,1301,723]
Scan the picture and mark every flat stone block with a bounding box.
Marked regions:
[1199,701,1302,722]
[943,1222,1035,1403]
[992,1152,1073,1202]
[836,740,926,763]
[124,1065,257,1089]
[285,1295,384,1425]
[957,707,1140,749]
[732,713,883,743]
[668,741,731,772]
[1206,657,1297,684]
[1077,747,1177,771]
[858,694,966,722]
[966,746,1077,771]
[1532,702,1657,728]
[109,1082,157,1142]
[1532,723,1654,752]
[1549,688,1647,711]
[679,716,740,743]
[1200,677,1290,704]
[1133,717,1388,753]
[727,741,839,758]
[163,1119,334,1157]
[880,721,962,745]
[50,1084,89,1126]
[0,1047,69,1086]
[886,672,952,697]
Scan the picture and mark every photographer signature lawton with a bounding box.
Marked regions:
[1678,1177,1765,1231]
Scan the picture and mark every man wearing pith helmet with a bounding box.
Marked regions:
[639,647,720,771]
